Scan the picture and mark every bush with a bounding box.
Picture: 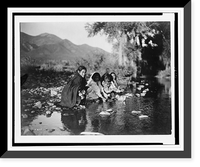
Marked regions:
[156,66,171,78]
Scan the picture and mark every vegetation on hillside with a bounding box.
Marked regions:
[20,32,113,68]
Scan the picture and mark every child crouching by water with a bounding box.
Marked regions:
[102,73,122,98]
[86,72,108,102]
[59,66,87,109]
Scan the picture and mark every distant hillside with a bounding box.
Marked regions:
[20,32,113,65]
[21,32,63,47]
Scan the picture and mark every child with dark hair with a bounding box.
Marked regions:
[60,66,87,108]
[101,68,110,82]
[110,72,119,88]
[102,73,120,93]
[101,72,123,101]
[110,72,124,92]
[86,72,108,102]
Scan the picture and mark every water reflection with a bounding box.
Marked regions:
[157,78,171,97]
[61,108,87,135]
[129,77,171,99]
[84,77,171,135]
[23,77,172,135]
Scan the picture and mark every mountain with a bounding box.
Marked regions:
[21,32,63,47]
[20,32,113,65]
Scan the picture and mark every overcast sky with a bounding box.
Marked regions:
[21,22,113,53]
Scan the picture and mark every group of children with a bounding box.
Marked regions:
[59,66,123,109]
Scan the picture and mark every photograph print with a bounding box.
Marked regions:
[12,13,177,147]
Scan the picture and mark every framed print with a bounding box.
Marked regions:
[3,2,191,158]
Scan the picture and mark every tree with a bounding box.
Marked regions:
[85,21,171,76]
[85,22,134,66]
[85,22,152,65]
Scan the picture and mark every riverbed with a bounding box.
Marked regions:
[21,71,171,136]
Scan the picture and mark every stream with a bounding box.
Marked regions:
[21,76,171,136]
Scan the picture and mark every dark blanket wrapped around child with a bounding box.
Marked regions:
[60,68,87,108]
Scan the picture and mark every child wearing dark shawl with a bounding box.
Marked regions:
[60,66,87,108]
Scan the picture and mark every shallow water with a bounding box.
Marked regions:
[21,77,171,135]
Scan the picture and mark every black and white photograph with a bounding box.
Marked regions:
[20,21,172,135]
[5,5,191,158]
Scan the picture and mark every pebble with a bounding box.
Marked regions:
[116,95,126,101]
[22,114,28,119]
[46,111,51,115]
[131,110,141,114]
[143,90,147,93]
[50,89,58,96]
[48,129,55,133]
[124,93,132,97]
[139,85,144,88]
[79,105,86,109]
[22,127,35,135]
[135,93,140,97]
[24,109,29,112]
[34,101,42,108]
[140,93,146,97]
[99,111,111,116]
[59,127,65,131]
[106,108,113,112]
[47,102,54,106]
[23,128,30,135]
[139,115,149,119]
[44,90,49,94]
